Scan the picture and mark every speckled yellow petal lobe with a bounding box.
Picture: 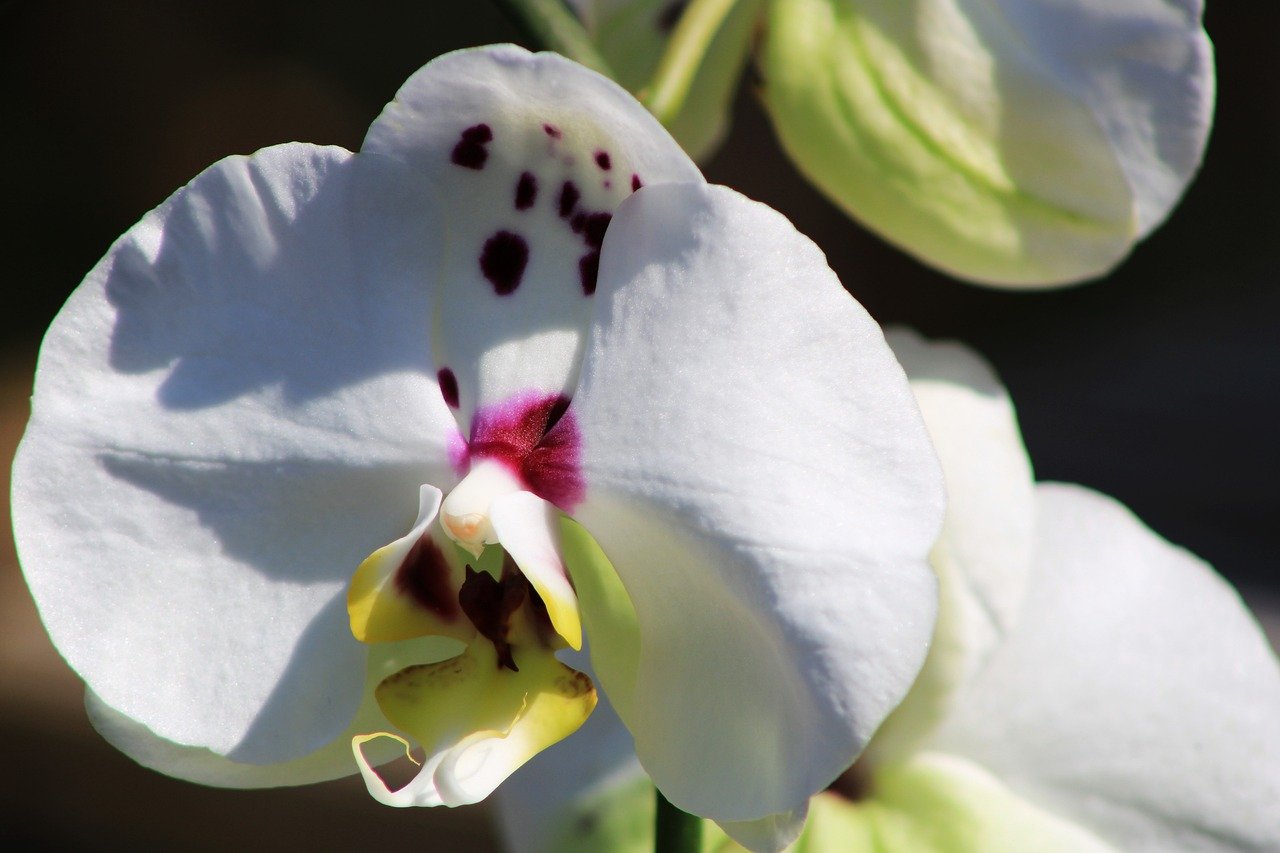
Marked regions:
[356,638,597,808]
[347,485,475,644]
[491,491,583,651]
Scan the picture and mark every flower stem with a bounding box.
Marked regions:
[490,0,615,77]
[642,0,742,125]
[655,787,702,853]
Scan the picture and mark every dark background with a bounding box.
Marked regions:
[1,2,1275,849]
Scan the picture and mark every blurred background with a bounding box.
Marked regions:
[1,2,1275,848]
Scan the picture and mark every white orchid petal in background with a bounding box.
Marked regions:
[12,42,945,845]
[865,328,1035,763]
[935,483,1280,851]
[759,0,1214,286]
[498,331,1280,852]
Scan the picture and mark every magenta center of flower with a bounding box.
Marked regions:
[459,392,585,512]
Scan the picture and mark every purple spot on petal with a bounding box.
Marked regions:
[604,180,611,190]
[579,212,612,249]
[558,181,580,218]
[451,123,492,169]
[579,251,600,296]
[631,173,643,192]
[570,212,586,234]
[395,535,460,619]
[594,150,612,170]
[515,171,538,211]
[543,123,562,139]
[479,231,529,296]
[438,367,460,408]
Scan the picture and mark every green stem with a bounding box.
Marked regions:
[491,0,615,77]
[655,787,702,853]
[642,0,741,124]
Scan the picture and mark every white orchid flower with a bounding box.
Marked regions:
[496,328,1280,852]
[564,0,1213,287]
[11,45,946,840]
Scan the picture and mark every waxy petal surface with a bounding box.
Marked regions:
[867,329,1034,762]
[570,183,945,822]
[760,0,1213,286]
[934,484,1280,851]
[12,144,457,763]
[363,45,702,432]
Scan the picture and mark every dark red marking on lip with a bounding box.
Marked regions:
[451,124,493,170]
[459,565,526,671]
[468,393,584,510]
[578,251,600,296]
[394,534,460,620]
[437,367,460,408]
[558,181,581,219]
[594,150,612,170]
[515,172,538,211]
[479,231,530,295]
[631,173,643,192]
[543,123,562,139]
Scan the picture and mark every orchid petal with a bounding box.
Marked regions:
[85,635,464,787]
[11,144,457,764]
[760,0,1213,286]
[716,806,808,853]
[362,45,702,431]
[934,484,1280,851]
[347,485,475,644]
[490,491,583,651]
[570,182,944,821]
[867,329,1034,762]
[358,639,597,808]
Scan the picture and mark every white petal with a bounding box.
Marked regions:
[570,183,944,821]
[868,329,1035,761]
[490,491,583,650]
[12,144,457,764]
[362,45,702,432]
[934,483,1280,851]
[716,805,808,853]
